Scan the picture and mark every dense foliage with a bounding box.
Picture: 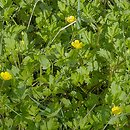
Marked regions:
[0,0,130,129]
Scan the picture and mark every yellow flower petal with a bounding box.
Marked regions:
[71,40,83,49]
[0,72,4,77]
[75,40,79,44]
[66,16,76,23]
[112,106,122,115]
[0,71,12,80]
[71,42,75,46]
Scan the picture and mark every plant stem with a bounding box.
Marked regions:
[27,0,40,30]
[49,21,76,45]
[5,104,21,117]
[77,0,81,29]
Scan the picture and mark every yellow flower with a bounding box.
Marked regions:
[71,40,83,49]
[112,106,122,115]
[66,16,76,23]
[0,71,12,80]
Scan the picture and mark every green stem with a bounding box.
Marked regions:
[77,0,81,29]
[40,65,42,86]
[1,80,4,87]
[49,21,76,45]
[1,114,5,129]
[27,0,40,30]
[0,21,4,55]
[5,104,21,117]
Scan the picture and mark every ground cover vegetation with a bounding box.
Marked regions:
[0,0,130,129]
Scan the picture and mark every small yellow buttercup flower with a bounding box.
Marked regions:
[66,16,76,23]
[0,71,12,80]
[71,40,83,49]
[112,106,122,115]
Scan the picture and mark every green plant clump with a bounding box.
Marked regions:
[0,0,130,129]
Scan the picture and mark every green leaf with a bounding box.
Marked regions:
[47,107,61,118]
[47,118,59,130]
[28,105,39,116]
[5,117,13,127]
[125,105,130,113]
[22,56,33,65]
[11,65,20,76]
[61,98,71,108]
[58,1,65,12]
[39,55,50,69]
[43,88,51,97]
[108,116,119,125]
